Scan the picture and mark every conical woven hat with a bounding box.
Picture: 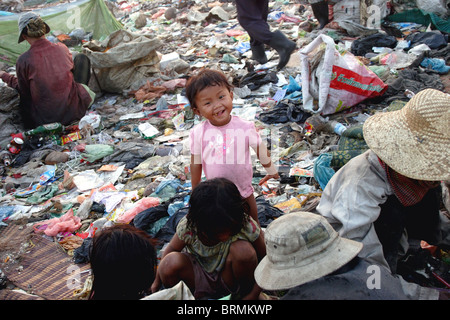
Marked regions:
[363,89,450,181]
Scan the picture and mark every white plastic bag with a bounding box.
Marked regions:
[141,281,195,300]
[300,35,387,115]
[79,113,102,130]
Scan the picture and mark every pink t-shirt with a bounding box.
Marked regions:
[190,116,262,198]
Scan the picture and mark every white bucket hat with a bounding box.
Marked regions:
[18,12,50,43]
[363,88,450,181]
[254,211,362,291]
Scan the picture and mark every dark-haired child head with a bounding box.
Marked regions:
[187,177,250,245]
[89,224,157,300]
[185,69,234,127]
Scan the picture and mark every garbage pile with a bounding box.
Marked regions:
[0,0,449,300]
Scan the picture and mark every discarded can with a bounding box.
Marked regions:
[0,151,12,166]
[7,137,24,154]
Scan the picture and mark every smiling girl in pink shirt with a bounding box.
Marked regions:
[186,69,279,225]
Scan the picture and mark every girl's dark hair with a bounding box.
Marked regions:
[185,69,233,110]
[187,178,250,240]
[89,224,157,300]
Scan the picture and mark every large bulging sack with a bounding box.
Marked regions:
[83,29,162,94]
[300,34,388,115]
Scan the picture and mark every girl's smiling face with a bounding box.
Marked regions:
[193,84,234,127]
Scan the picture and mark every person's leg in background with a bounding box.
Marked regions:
[235,0,296,70]
[309,0,329,29]
[72,52,91,85]
[72,52,95,107]
[235,0,271,64]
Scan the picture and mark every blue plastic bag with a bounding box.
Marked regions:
[0,206,15,226]
[313,153,336,190]
[420,58,450,74]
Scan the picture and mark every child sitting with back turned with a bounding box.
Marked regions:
[186,69,279,225]
[89,224,158,300]
[151,178,266,300]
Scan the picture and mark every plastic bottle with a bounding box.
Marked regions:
[329,120,347,135]
[304,115,347,136]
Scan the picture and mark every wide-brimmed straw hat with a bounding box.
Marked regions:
[254,211,362,291]
[363,88,450,181]
[18,12,50,43]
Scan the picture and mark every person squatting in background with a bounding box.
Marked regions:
[0,12,95,129]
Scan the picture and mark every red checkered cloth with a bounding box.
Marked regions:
[378,157,439,207]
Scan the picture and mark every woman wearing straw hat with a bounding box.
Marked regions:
[316,88,450,276]
[0,12,95,130]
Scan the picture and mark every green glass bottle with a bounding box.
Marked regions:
[24,123,64,137]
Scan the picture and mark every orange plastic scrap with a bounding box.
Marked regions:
[134,81,167,102]
[97,164,119,172]
[98,183,117,192]
[421,240,438,255]
[56,34,71,42]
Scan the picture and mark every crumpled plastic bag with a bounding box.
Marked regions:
[76,198,94,220]
[81,144,114,163]
[258,102,309,124]
[0,206,15,226]
[116,197,160,224]
[313,153,335,190]
[380,50,418,70]
[406,31,448,50]
[285,75,301,93]
[132,203,169,231]
[151,179,183,202]
[134,81,167,102]
[256,196,284,228]
[74,237,93,264]
[73,170,105,192]
[237,71,278,91]
[420,57,450,74]
[79,113,102,131]
[350,33,398,56]
[274,197,302,213]
[34,209,82,237]
[141,281,194,300]
[26,184,59,204]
